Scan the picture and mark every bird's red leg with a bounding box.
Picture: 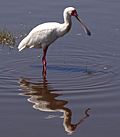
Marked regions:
[42,48,47,66]
[42,47,48,78]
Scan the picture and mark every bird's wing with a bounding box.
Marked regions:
[18,22,61,51]
[28,24,60,48]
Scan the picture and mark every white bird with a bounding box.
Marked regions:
[18,7,91,74]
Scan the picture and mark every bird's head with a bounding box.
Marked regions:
[65,7,91,36]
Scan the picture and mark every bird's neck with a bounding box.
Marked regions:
[58,12,72,37]
[63,12,72,32]
[57,12,72,37]
[64,12,72,25]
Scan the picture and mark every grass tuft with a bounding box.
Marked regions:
[0,29,16,48]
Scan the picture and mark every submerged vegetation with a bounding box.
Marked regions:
[0,29,16,48]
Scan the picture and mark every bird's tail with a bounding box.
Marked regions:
[18,45,26,52]
[18,36,28,52]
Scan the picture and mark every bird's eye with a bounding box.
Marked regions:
[71,10,77,16]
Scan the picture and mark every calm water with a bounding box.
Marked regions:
[0,0,120,137]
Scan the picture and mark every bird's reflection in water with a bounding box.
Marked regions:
[19,77,90,135]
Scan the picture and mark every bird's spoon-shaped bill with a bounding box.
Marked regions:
[75,15,91,36]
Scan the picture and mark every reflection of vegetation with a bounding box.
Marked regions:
[0,29,15,48]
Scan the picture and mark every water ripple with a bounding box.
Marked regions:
[0,50,119,95]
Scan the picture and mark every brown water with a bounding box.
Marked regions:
[0,0,120,137]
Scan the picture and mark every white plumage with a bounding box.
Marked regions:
[18,7,91,75]
[18,23,63,51]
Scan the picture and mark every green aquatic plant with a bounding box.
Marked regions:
[0,29,16,48]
